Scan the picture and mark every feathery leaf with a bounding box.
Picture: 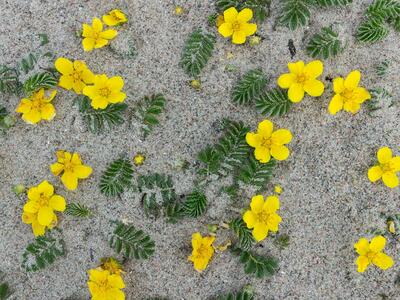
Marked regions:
[213,286,254,300]
[237,155,276,189]
[243,0,271,22]
[181,29,216,77]
[231,69,268,105]
[100,157,134,197]
[23,72,57,95]
[255,88,292,117]
[306,26,342,59]
[0,66,21,95]
[311,0,352,6]
[65,203,92,218]
[375,60,390,77]
[183,190,208,217]
[230,218,255,250]
[357,16,389,43]
[75,95,128,134]
[109,221,155,259]
[278,0,312,30]
[215,0,242,11]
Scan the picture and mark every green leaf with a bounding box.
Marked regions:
[311,0,352,6]
[183,190,208,217]
[0,66,21,95]
[232,246,279,278]
[278,0,312,30]
[100,157,134,197]
[137,173,179,220]
[365,88,394,115]
[357,16,389,43]
[215,0,242,12]
[180,29,216,77]
[65,203,92,218]
[21,228,66,272]
[237,155,276,190]
[375,60,390,77]
[75,95,128,134]
[231,69,268,105]
[243,0,271,22]
[306,26,342,59]
[230,218,255,250]
[367,0,400,19]
[0,282,10,300]
[19,53,38,74]
[131,94,166,137]
[213,286,254,300]
[197,146,221,177]
[273,233,290,249]
[255,88,292,117]
[38,33,49,46]
[109,221,155,259]
[23,72,57,95]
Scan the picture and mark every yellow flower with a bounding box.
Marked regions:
[188,232,215,272]
[133,153,145,166]
[15,88,57,124]
[278,60,325,103]
[83,74,126,110]
[54,57,94,94]
[21,180,66,236]
[82,18,117,52]
[101,257,123,276]
[274,185,282,195]
[246,119,292,163]
[243,195,282,242]
[174,6,184,15]
[87,268,125,300]
[368,147,400,188]
[354,235,394,273]
[328,70,371,115]
[50,150,92,191]
[103,9,128,26]
[218,7,257,44]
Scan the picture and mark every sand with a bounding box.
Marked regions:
[1,0,400,299]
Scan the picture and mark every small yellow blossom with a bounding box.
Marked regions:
[243,195,282,242]
[174,6,184,15]
[249,36,261,46]
[55,57,94,94]
[87,268,125,300]
[133,153,145,166]
[50,150,92,191]
[274,185,282,195]
[218,7,257,44]
[190,79,201,90]
[13,184,26,195]
[101,257,123,275]
[354,235,394,273]
[83,74,126,110]
[328,70,371,115]
[15,88,57,124]
[82,18,117,52]
[22,180,66,236]
[388,220,396,234]
[103,9,128,26]
[368,147,400,188]
[188,232,215,272]
[278,60,325,103]
[246,119,292,163]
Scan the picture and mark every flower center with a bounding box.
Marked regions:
[256,210,271,223]
[366,251,376,261]
[99,87,111,97]
[342,89,354,100]
[72,71,82,82]
[261,137,272,148]
[296,73,308,84]
[38,193,49,206]
[380,163,393,173]
[232,21,241,31]
[31,98,44,110]
[197,244,209,258]
[63,161,75,172]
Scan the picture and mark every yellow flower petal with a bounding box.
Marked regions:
[74,165,92,179]
[344,70,361,90]
[263,195,280,213]
[81,69,95,84]
[49,195,66,211]
[372,252,394,270]
[100,29,118,40]
[369,235,386,253]
[270,145,290,161]
[55,58,73,75]
[237,8,253,23]
[303,79,324,97]
[108,76,124,90]
[252,222,268,241]
[224,7,238,23]
[250,195,264,213]
[23,201,39,213]
[287,61,304,75]
[71,152,82,165]
[22,212,34,224]
[390,157,400,172]
[103,15,117,26]
[353,87,371,103]
[41,104,56,121]
[368,166,383,182]
[246,132,261,148]
[61,171,78,190]
[304,60,323,78]
[37,180,54,197]
[243,210,256,228]
[27,187,40,201]
[356,255,369,273]
[277,73,295,89]
[218,23,233,37]
[89,269,107,282]
[109,92,126,103]
[95,38,109,49]
[37,206,54,226]
[240,23,257,36]
[288,83,305,103]
[354,238,369,255]
[271,129,292,145]
[333,77,344,93]
[254,146,271,163]
[22,110,41,124]
[232,31,246,44]
[377,147,392,164]
[257,119,273,137]
[267,213,282,232]
[82,38,95,52]
[16,99,32,113]
[108,275,125,289]
[328,94,343,115]
[343,100,360,114]
[82,24,93,37]
[382,172,399,188]
[50,162,64,176]
[32,221,46,237]
[92,18,103,32]
[59,75,74,90]
[91,97,109,110]
[191,232,202,249]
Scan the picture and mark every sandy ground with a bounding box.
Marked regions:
[1,0,400,299]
